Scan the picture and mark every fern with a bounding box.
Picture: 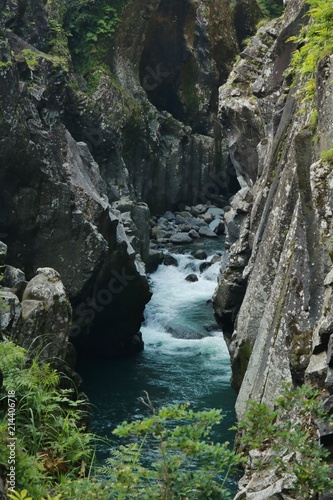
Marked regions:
[288,0,333,102]
[256,0,284,18]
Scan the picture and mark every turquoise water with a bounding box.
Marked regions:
[78,238,238,495]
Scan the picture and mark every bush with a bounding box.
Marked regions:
[100,393,243,499]
[237,383,333,497]
[0,340,97,497]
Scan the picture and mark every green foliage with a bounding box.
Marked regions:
[320,146,333,164]
[237,383,333,497]
[100,393,243,499]
[256,0,284,19]
[0,340,97,497]
[288,0,333,102]
[64,0,124,79]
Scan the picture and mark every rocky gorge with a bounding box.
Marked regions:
[1,0,333,497]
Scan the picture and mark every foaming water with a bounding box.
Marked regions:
[78,240,238,493]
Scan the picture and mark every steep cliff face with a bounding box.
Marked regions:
[214,0,333,419]
[0,0,257,358]
[0,5,152,359]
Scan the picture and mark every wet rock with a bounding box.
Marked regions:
[167,325,203,339]
[192,249,207,260]
[199,227,218,238]
[199,262,212,273]
[147,249,164,274]
[170,233,192,244]
[163,254,178,267]
[185,274,199,282]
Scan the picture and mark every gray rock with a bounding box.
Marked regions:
[163,254,178,267]
[16,267,72,360]
[170,233,192,244]
[146,249,164,274]
[198,226,218,238]
[0,242,7,266]
[185,274,199,282]
[191,204,208,216]
[0,291,21,332]
[209,218,225,235]
[175,214,187,225]
[192,249,207,260]
[199,262,212,273]
[163,211,175,221]
[3,265,26,288]
[201,211,214,224]
[188,229,200,239]
[207,207,225,218]
[189,217,208,228]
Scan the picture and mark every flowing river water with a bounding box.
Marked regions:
[78,237,238,495]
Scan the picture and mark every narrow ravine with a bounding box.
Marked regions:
[78,237,238,494]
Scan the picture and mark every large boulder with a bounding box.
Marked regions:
[10,268,72,360]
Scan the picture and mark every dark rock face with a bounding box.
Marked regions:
[0,0,250,358]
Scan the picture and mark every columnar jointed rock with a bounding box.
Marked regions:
[213,0,333,494]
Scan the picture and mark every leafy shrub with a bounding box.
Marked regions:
[0,340,97,497]
[237,383,333,497]
[256,0,284,18]
[100,393,242,499]
[288,0,333,102]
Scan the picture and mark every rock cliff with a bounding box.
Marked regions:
[213,0,333,495]
[0,0,258,359]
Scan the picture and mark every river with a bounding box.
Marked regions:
[78,237,238,495]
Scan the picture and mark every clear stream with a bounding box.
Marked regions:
[78,237,238,495]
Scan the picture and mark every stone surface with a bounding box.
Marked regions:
[2,265,26,288]
[0,242,7,266]
[170,233,192,244]
[198,226,218,238]
[185,274,198,282]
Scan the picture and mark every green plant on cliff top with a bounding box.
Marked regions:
[320,146,333,164]
[237,383,333,496]
[288,0,333,102]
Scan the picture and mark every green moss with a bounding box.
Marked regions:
[309,108,318,129]
[17,48,68,72]
[238,340,252,381]
[0,60,13,70]
[320,146,333,164]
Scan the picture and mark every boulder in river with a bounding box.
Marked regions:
[192,249,207,260]
[199,227,218,238]
[188,229,200,239]
[185,274,199,282]
[209,218,225,235]
[167,325,203,340]
[199,262,212,273]
[163,254,179,267]
[170,233,192,244]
